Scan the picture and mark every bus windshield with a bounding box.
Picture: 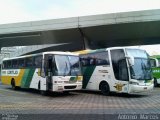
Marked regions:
[54,55,81,76]
[126,49,152,80]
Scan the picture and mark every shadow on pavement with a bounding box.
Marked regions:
[77,90,149,98]
[1,84,150,98]
[5,87,79,98]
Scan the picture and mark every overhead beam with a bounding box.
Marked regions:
[0,9,160,49]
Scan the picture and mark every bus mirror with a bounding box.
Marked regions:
[126,56,134,66]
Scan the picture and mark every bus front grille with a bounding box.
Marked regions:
[64,85,77,89]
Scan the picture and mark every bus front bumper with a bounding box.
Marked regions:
[128,84,154,93]
[53,83,82,91]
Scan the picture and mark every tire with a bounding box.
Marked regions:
[63,91,70,94]
[11,79,17,90]
[100,82,110,96]
[154,78,158,87]
[40,90,47,96]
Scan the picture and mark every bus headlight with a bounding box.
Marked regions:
[129,81,139,85]
[54,81,63,83]
[77,76,83,82]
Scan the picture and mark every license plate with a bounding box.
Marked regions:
[144,87,147,90]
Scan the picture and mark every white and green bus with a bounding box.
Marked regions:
[150,55,160,87]
[1,51,82,94]
[79,47,154,95]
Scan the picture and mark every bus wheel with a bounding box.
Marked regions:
[154,78,158,87]
[63,91,70,94]
[100,82,110,96]
[40,90,47,96]
[11,79,17,90]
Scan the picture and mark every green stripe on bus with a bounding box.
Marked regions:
[21,69,35,88]
[82,66,96,89]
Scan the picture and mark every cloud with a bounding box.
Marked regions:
[0,0,160,54]
[1,0,160,24]
[140,45,160,55]
[0,0,37,24]
[38,0,160,20]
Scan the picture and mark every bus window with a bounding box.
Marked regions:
[111,49,128,81]
[68,55,81,76]
[157,59,160,67]
[7,60,12,69]
[44,55,56,76]
[3,61,7,69]
[34,55,42,68]
[80,56,93,66]
[80,51,109,66]
[95,52,110,65]
[18,59,25,68]
[150,59,156,67]
[12,59,18,68]
[54,55,70,76]
[118,59,129,81]
[26,57,33,67]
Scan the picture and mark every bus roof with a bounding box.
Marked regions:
[3,53,43,61]
[43,51,78,56]
[2,51,78,61]
[74,49,106,55]
[75,47,146,55]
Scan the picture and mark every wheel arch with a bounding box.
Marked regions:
[99,80,109,90]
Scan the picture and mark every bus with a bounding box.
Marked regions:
[78,47,153,95]
[1,51,82,94]
[150,55,160,87]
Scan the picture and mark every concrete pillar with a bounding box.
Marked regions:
[78,28,91,50]
[83,37,91,50]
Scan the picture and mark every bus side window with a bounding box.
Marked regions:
[80,58,85,66]
[7,60,12,69]
[44,54,51,76]
[12,60,18,68]
[3,61,7,69]
[111,49,128,81]
[1,62,3,69]
[157,59,160,67]
[34,55,42,68]
[90,58,96,65]
[25,57,33,68]
[95,52,110,65]
[80,56,89,66]
[18,59,25,68]
[150,59,156,67]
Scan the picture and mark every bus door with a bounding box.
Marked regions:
[111,49,129,93]
[117,58,129,93]
[46,55,55,91]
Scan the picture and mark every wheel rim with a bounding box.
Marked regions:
[101,84,107,92]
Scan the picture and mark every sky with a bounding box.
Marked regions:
[0,0,160,55]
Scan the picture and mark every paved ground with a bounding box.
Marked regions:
[0,83,160,119]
